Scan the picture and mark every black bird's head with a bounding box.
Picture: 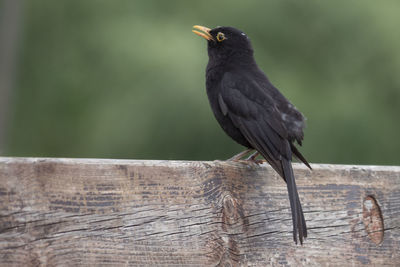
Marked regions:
[192,25,254,62]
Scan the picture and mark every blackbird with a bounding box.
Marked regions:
[192,25,311,244]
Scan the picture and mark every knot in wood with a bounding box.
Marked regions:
[362,195,384,245]
[220,193,249,235]
[222,194,239,224]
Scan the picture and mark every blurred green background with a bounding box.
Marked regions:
[1,0,399,165]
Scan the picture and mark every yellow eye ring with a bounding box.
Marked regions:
[216,32,226,42]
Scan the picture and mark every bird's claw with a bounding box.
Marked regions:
[227,148,253,161]
[247,158,264,165]
[245,151,263,165]
[227,150,263,165]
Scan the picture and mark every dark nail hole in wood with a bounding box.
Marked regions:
[362,195,384,245]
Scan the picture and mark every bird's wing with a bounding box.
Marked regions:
[219,72,291,168]
[219,72,306,243]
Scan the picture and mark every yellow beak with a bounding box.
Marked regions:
[192,25,214,41]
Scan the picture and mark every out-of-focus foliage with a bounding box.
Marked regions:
[5,0,400,165]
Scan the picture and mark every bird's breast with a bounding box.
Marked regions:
[205,67,252,148]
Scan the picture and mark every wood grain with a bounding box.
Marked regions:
[0,157,399,266]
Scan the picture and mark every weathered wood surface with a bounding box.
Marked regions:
[0,157,399,266]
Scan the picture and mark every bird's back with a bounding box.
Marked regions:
[249,66,306,145]
[208,60,306,147]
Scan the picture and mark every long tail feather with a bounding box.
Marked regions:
[282,159,307,244]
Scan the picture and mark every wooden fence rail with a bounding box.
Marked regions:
[0,157,399,266]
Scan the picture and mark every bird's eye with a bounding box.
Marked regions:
[216,32,226,42]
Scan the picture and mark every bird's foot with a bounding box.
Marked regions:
[227,148,253,161]
[245,151,263,165]
[228,149,263,166]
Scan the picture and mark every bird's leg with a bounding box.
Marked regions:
[228,148,253,161]
[246,151,263,165]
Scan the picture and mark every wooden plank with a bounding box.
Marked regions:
[0,157,399,266]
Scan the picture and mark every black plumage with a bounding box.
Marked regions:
[193,25,311,244]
